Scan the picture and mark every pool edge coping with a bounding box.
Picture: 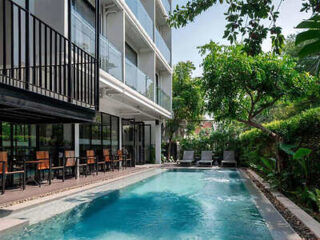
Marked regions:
[239,169,301,240]
[246,168,320,239]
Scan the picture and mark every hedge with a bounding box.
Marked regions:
[238,107,320,169]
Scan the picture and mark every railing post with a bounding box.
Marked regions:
[68,0,72,102]
[25,0,30,90]
[2,0,6,76]
[95,0,100,111]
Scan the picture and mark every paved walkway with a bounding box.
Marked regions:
[0,166,157,208]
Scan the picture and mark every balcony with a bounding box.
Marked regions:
[100,35,123,81]
[125,0,154,40]
[161,0,171,15]
[125,59,154,101]
[71,9,123,81]
[0,0,98,123]
[155,28,171,64]
[158,88,171,111]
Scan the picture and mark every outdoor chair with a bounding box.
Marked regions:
[97,149,111,174]
[63,150,78,179]
[114,150,124,170]
[50,154,66,182]
[179,151,194,166]
[0,151,26,194]
[197,151,213,167]
[86,150,97,175]
[35,151,51,185]
[221,151,237,167]
[122,149,132,168]
[103,149,114,171]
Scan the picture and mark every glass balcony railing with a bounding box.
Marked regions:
[161,0,171,14]
[71,9,123,81]
[71,9,95,55]
[100,35,123,81]
[126,59,154,101]
[155,28,171,64]
[158,88,171,111]
[125,0,154,40]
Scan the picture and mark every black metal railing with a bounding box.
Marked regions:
[0,0,98,109]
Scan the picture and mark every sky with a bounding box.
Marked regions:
[172,0,311,77]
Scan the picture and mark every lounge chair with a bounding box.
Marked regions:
[221,151,237,167]
[179,151,194,166]
[197,151,213,167]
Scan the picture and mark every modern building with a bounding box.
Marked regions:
[0,0,172,166]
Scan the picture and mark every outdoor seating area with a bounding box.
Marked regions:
[178,150,237,167]
[0,149,133,195]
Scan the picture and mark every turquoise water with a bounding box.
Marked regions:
[4,169,272,240]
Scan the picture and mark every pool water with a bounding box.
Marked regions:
[4,169,273,240]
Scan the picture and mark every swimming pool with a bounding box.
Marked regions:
[3,169,274,240]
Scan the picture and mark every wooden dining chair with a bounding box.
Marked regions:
[104,149,113,171]
[64,150,78,180]
[0,151,26,194]
[114,150,124,170]
[36,151,51,185]
[86,150,97,175]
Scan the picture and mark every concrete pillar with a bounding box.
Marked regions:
[119,117,122,150]
[74,123,80,179]
[154,121,161,164]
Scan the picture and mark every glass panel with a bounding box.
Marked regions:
[102,114,111,149]
[91,124,101,153]
[100,35,123,81]
[38,124,74,161]
[125,59,154,101]
[80,124,91,156]
[125,0,154,40]
[155,28,171,64]
[111,116,119,155]
[125,44,137,66]
[158,88,171,111]
[71,3,95,55]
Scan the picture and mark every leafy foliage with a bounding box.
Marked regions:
[200,42,312,127]
[165,61,204,157]
[296,15,320,62]
[169,0,285,56]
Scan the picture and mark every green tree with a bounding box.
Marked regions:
[169,0,318,56]
[199,42,313,171]
[165,61,204,158]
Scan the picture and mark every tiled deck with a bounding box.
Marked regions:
[0,166,158,208]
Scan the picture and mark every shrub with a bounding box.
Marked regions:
[239,107,320,188]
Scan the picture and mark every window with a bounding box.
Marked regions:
[125,43,137,66]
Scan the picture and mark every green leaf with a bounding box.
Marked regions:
[260,157,276,171]
[279,143,296,155]
[297,20,320,29]
[296,30,320,46]
[298,40,320,58]
[293,148,312,160]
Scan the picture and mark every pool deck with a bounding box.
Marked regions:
[0,165,303,240]
[0,165,160,209]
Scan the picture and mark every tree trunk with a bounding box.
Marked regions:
[246,120,283,172]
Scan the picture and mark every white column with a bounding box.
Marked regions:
[154,121,162,164]
[119,117,122,150]
[74,123,80,179]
